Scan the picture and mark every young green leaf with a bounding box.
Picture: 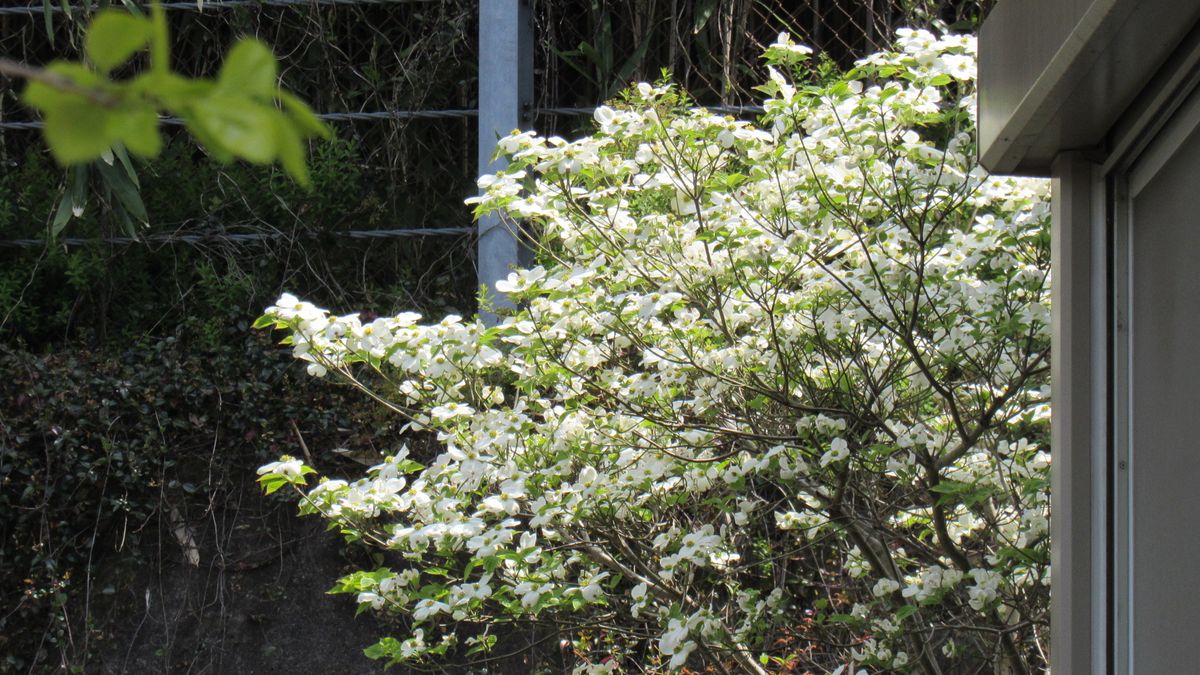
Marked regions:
[43,102,115,164]
[23,62,105,110]
[218,39,278,99]
[273,115,310,186]
[189,95,279,164]
[278,90,331,139]
[110,103,162,158]
[85,11,152,73]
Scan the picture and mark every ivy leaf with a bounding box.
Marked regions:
[218,39,278,99]
[85,11,152,73]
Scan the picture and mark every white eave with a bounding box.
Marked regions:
[978,0,1200,175]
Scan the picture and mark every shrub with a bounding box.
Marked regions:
[258,30,1051,673]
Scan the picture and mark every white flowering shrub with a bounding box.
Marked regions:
[256,29,1050,674]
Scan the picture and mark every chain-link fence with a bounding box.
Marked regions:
[0,0,484,339]
[0,0,990,338]
[0,0,991,238]
[535,0,992,133]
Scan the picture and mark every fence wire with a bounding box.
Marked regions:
[0,0,432,16]
[0,225,475,249]
[535,0,992,120]
[0,105,767,131]
[0,0,988,299]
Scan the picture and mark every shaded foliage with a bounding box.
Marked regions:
[0,328,412,671]
[0,1,992,672]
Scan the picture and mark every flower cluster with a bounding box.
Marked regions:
[257,29,1050,673]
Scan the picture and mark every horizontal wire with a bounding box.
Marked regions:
[0,105,765,131]
[0,225,476,249]
[539,105,766,117]
[0,108,478,130]
[0,102,767,248]
[0,0,428,16]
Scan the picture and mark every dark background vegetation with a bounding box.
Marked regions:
[0,1,989,672]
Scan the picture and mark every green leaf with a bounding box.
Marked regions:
[118,0,145,16]
[252,314,279,329]
[825,613,858,624]
[928,479,972,495]
[43,103,115,164]
[465,634,497,655]
[363,638,400,660]
[218,39,278,98]
[273,115,310,186]
[86,11,152,73]
[51,193,75,237]
[149,0,169,75]
[278,90,331,139]
[131,71,213,110]
[110,103,162,158]
[111,143,140,187]
[895,604,918,621]
[111,199,136,237]
[69,164,88,217]
[42,0,53,41]
[258,475,286,495]
[188,95,279,164]
[692,0,719,35]
[23,62,104,111]
[97,160,148,224]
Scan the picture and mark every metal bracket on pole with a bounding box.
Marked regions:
[477,0,534,325]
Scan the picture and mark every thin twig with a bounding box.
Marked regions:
[0,57,120,106]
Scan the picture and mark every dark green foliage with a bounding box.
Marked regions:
[0,1,996,671]
[0,330,409,672]
[0,133,478,348]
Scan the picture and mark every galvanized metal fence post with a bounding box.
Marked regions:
[477,0,534,324]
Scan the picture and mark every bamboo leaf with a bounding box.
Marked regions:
[692,0,719,35]
[97,159,148,224]
[51,193,74,237]
[42,0,54,40]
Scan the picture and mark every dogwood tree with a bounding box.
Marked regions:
[257,29,1051,674]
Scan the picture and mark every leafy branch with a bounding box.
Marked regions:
[5,1,330,186]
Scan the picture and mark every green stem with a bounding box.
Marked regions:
[150,0,169,76]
